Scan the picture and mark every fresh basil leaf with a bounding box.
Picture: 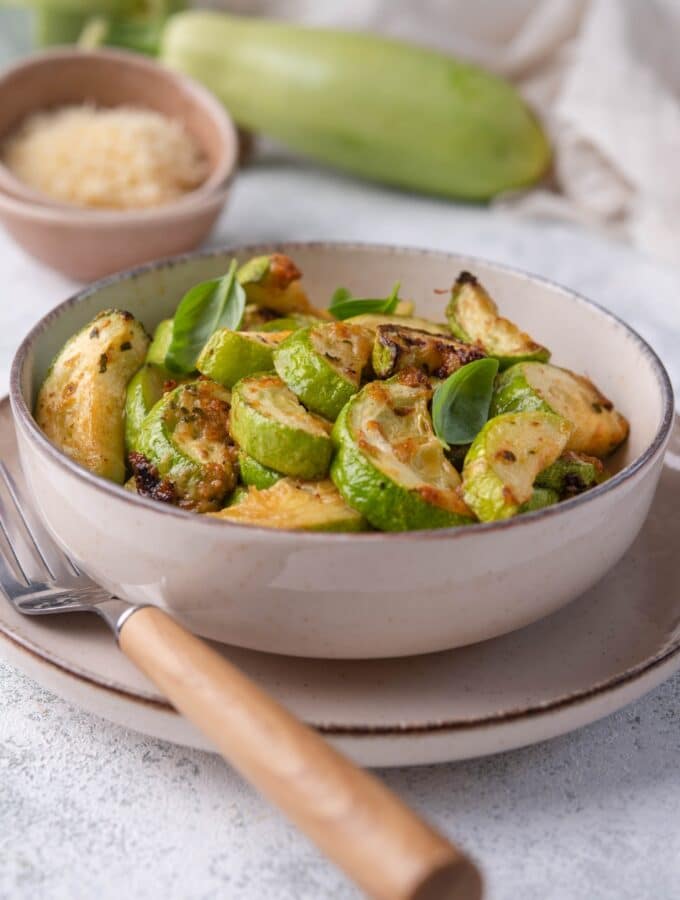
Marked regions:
[165,259,245,373]
[432,357,499,445]
[331,287,352,305]
[329,281,400,320]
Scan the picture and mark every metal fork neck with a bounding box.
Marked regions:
[94,597,148,640]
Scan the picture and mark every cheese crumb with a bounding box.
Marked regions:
[1,104,209,210]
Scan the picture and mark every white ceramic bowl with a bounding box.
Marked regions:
[10,243,674,659]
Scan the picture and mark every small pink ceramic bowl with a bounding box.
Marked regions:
[0,48,239,281]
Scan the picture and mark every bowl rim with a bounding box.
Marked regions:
[10,240,675,542]
[0,47,239,219]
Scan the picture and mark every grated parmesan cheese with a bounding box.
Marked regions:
[1,104,209,210]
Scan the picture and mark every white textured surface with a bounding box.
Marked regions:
[2,156,680,899]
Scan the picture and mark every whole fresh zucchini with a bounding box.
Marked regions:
[214,478,366,532]
[372,324,485,379]
[161,12,550,200]
[35,309,149,484]
[134,378,236,511]
[273,322,373,420]
[447,272,549,368]
[491,361,629,457]
[462,411,571,522]
[331,372,474,531]
[197,329,291,388]
[230,373,333,479]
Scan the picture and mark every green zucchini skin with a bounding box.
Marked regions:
[238,451,283,489]
[124,363,168,453]
[259,314,322,332]
[230,374,333,479]
[135,379,236,512]
[462,411,571,522]
[372,324,485,379]
[519,487,560,513]
[273,322,373,420]
[146,319,175,367]
[196,329,290,388]
[447,272,550,369]
[536,451,605,497]
[162,13,550,200]
[237,253,315,315]
[330,377,474,532]
[491,361,629,457]
[345,313,450,335]
[214,478,366,532]
[35,309,149,484]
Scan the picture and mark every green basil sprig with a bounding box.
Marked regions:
[432,357,499,445]
[329,282,400,320]
[165,260,246,373]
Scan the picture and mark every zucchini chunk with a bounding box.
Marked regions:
[536,450,605,497]
[331,372,475,531]
[492,361,629,457]
[238,450,283,489]
[238,254,315,315]
[134,379,236,512]
[196,329,291,388]
[273,322,374,420]
[35,309,149,484]
[145,318,174,367]
[446,272,549,368]
[213,478,366,532]
[372,324,485,379]
[124,363,169,453]
[462,411,571,522]
[519,487,559,513]
[259,313,325,332]
[230,374,333,479]
[346,313,450,335]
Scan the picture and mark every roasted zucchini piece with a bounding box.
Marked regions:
[372,324,485,379]
[331,372,475,531]
[273,322,374,420]
[213,478,366,532]
[238,450,283,489]
[536,450,605,497]
[124,363,168,453]
[145,318,174,367]
[230,374,333,479]
[259,313,324,332]
[346,313,450,335]
[492,361,629,457]
[35,309,149,484]
[519,487,559,513]
[134,379,236,512]
[462,411,571,522]
[196,329,291,388]
[227,485,250,506]
[238,254,315,315]
[446,272,549,368]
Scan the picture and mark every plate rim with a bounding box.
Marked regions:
[2,612,680,736]
[2,386,679,738]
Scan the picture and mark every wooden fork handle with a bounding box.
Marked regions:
[119,606,482,900]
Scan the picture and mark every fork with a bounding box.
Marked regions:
[0,462,482,900]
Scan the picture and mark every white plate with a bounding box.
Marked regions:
[1,395,679,767]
